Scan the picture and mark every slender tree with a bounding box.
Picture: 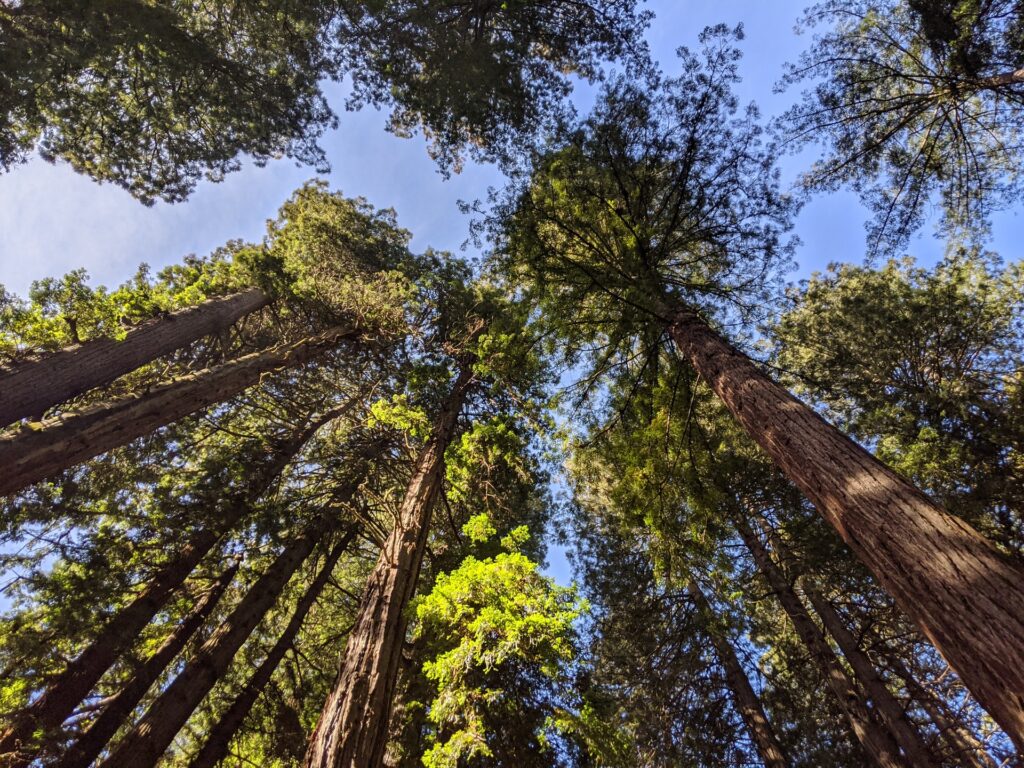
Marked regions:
[494,27,1024,745]
[687,581,791,768]
[305,362,476,768]
[0,326,357,496]
[187,529,357,768]
[56,560,241,768]
[0,288,269,428]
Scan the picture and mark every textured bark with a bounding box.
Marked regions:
[979,67,1024,88]
[98,522,329,768]
[188,529,358,768]
[0,326,355,496]
[0,289,270,428]
[668,308,1024,749]
[803,586,939,768]
[56,562,240,768]
[687,581,790,768]
[0,412,336,763]
[732,514,906,768]
[305,366,474,768]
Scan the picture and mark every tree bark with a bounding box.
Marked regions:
[98,520,332,768]
[802,586,939,768]
[188,528,358,768]
[0,289,270,428]
[56,561,241,768]
[0,326,356,496]
[667,307,1024,750]
[732,514,906,768]
[0,411,337,763]
[304,365,474,768]
[978,67,1024,89]
[687,581,790,768]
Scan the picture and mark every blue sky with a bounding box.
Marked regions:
[1,1,1021,580]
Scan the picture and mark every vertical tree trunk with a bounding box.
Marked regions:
[0,325,357,496]
[0,289,270,428]
[188,528,358,768]
[687,581,790,768]
[305,366,474,768]
[732,514,906,768]
[97,521,332,768]
[667,308,1024,749]
[0,411,337,763]
[802,586,939,768]
[56,561,241,768]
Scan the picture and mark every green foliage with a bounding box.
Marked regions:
[414,545,586,768]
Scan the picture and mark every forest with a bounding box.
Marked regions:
[0,1,1023,766]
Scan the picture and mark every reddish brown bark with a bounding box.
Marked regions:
[0,326,356,496]
[733,514,905,768]
[304,366,474,768]
[98,522,329,768]
[668,308,1024,749]
[56,562,241,768]
[687,581,790,768]
[0,412,336,763]
[0,289,270,428]
[188,529,358,768]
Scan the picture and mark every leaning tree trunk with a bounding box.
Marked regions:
[802,584,939,768]
[732,514,905,768]
[687,581,790,768]
[305,365,475,768]
[189,529,358,768]
[667,307,1024,749]
[56,561,241,768]
[98,519,335,768]
[0,411,338,763]
[0,326,356,496]
[0,289,270,428]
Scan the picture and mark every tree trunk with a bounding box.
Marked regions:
[732,514,906,768]
[56,561,241,768]
[0,289,270,428]
[667,308,1024,749]
[802,586,939,768]
[305,366,474,768]
[98,521,332,768]
[0,412,337,763]
[188,528,358,768]
[687,581,790,768]
[0,326,356,496]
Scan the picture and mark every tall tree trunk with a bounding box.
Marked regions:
[802,585,939,768]
[0,326,356,496]
[56,561,241,768]
[667,307,1024,748]
[188,528,358,768]
[98,520,334,768]
[885,655,998,768]
[687,581,790,768]
[305,365,474,768]
[0,411,338,763]
[0,289,270,428]
[732,514,906,768]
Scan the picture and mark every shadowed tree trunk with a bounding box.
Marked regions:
[98,518,339,768]
[304,365,475,768]
[687,581,790,768]
[731,513,905,768]
[802,584,939,768]
[667,307,1024,749]
[0,289,270,428]
[0,326,357,496]
[188,527,359,768]
[0,410,343,764]
[56,561,241,768]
